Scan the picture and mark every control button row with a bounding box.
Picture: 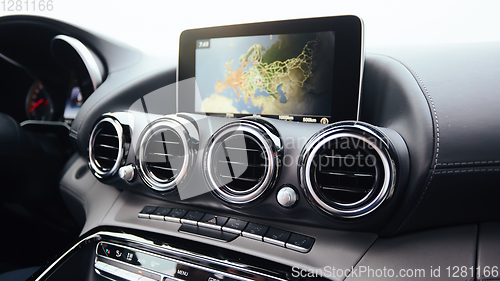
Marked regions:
[138,206,315,253]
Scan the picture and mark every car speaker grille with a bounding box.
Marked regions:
[137,118,195,192]
[204,120,282,204]
[300,124,395,218]
[89,117,124,179]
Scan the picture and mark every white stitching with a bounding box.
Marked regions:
[434,168,500,174]
[389,60,440,235]
[436,160,500,166]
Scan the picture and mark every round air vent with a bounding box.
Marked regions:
[204,120,282,205]
[137,118,197,192]
[299,123,396,218]
[89,117,126,179]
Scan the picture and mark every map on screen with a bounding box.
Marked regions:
[195,32,335,117]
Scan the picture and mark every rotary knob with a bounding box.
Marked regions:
[277,185,298,208]
[118,165,136,182]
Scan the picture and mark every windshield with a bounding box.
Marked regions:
[2,0,500,57]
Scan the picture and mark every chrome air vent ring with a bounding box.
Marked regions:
[89,117,126,180]
[204,120,282,205]
[137,118,196,192]
[299,123,396,219]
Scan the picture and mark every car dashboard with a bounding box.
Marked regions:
[0,14,499,281]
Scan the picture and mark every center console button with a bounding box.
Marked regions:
[198,214,229,230]
[180,211,205,225]
[241,223,269,241]
[165,209,187,222]
[263,228,291,247]
[222,218,248,235]
[149,207,171,220]
[138,206,157,219]
[285,233,315,253]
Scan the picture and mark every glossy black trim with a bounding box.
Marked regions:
[178,15,363,123]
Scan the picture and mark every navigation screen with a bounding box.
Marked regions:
[195,32,335,123]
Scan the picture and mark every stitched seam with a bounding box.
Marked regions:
[434,168,500,174]
[436,160,500,166]
[383,56,440,235]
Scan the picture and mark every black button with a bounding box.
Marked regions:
[152,207,171,216]
[165,209,187,222]
[180,211,205,225]
[198,214,229,230]
[149,207,171,220]
[263,228,291,247]
[286,233,315,253]
[138,206,157,219]
[222,219,248,234]
[242,223,269,241]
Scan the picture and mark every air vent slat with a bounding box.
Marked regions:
[149,165,178,171]
[218,160,265,168]
[148,152,181,158]
[99,133,118,139]
[320,185,371,193]
[152,140,180,145]
[97,144,119,150]
[219,174,260,182]
[96,155,117,162]
[223,146,261,152]
[318,171,374,178]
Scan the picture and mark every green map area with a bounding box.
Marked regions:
[212,34,318,112]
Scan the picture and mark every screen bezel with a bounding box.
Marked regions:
[178,15,363,123]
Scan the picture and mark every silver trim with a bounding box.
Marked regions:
[221,226,243,235]
[180,219,198,226]
[164,216,181,223]
[89,117,125,179]
[149,214,166,221]
[204,120,282,205]
[197,222,222,231]
[241,232,263,241]
[53,35,103,90]
[356,16,365,121]
[20,120,71,130]
[285,243,309,253]
[137,118,197,192]
[263,237,285,247]
[299,123,395,218]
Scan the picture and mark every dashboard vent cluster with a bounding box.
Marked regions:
[89,117,125,179]
[204,120,282,205]
[300,124,395,218]
[137,118,196,192]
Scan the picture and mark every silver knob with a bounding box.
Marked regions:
[118,165,135,182]
[277,186,298,208]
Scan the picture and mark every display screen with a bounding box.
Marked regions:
[195,32,335,124]
[179,16,363,123]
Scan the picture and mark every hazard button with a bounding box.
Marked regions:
[197,214,229,230]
